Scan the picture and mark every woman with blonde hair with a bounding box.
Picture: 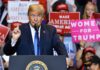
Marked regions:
[83,1,97,19]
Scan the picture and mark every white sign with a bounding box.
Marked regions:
[8,1,39,23]
[66,0,75,5]
[64,36,76,59]
[66,0,75,12]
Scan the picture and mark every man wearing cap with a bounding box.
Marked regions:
[90,55,100,70]
[52,1,69,12]
[76,46,96,70]
[56,3,69,12]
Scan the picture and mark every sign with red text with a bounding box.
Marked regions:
[91,13,100,29]
[91,13,100,19]
[0,24,10,42]
[70,19,100,42]
[49,12,80,35]
[96,19,100,29]
[8,1,39,23]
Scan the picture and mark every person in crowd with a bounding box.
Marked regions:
[0,1,9,70]
[52,1,70,42]
[75,0,99,52]
[76,46,96,70]
[52,0,77,13]
[52,1,77,70]
[82,1,97,19]
[75,0,93,18]
[52,1,69,12]
[0,0,8,26]
[82,1,100,58]
[74,1,97,51]
[90,55,100,70]
[52,1,69,42]
[3,4,68,56]
[0,42,9,70]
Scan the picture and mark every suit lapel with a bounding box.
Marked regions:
[25,24,35,54]
[40,24,47,54]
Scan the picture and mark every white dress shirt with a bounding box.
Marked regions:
[30,24,41,43]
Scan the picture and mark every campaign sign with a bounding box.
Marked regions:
[70,19,100,42]
[91,13,100,19]
[96,19,100,29]
[0,24,10,42]
[91,13,100,29]
[49,12,80,35]
[8,1,39,23]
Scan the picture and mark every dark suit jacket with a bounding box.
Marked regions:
[4,23,68,56]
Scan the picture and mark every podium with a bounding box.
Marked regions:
[9,55,67,70]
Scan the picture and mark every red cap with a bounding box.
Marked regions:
[83,46,96,54]
[2,0,8,4]
[56,3,69,11]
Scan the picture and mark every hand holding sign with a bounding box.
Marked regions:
[12,25,21,41]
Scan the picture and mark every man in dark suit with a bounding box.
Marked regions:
[3,4,68,56]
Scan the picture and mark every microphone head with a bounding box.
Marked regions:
[33,24,40,31]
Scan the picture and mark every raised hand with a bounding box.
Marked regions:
[12,25,21,41]
[72,4,77,12]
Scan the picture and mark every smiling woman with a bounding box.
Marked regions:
[83,1,97,19]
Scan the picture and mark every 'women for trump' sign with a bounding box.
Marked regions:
[70,19,100,42]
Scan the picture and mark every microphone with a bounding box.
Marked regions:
[33,24,40,31]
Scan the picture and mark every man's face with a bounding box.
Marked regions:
[85,52,94,61]
[28,11,43,27]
